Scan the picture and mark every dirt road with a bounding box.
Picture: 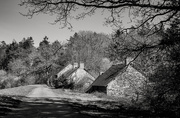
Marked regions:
[1,85,161,118]
[0,85,94,118]
[26,85,58,98]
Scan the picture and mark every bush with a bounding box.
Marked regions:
[20,75,37,85]
[0,78,17,89]
[0,71,22,89]
[73,77,93,91]
[92,91,108,98]
[73,83,84,91]
[0,70,6,76]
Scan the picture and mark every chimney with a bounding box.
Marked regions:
[79,63,84,69]
[72,62,84,69]
[73,63,78,68]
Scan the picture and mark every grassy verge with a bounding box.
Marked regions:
[52,89,177,118]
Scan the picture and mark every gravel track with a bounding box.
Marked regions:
[26,86,58,97]
[0,85,46,97]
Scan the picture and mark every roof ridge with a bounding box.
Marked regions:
[85,64,126,93]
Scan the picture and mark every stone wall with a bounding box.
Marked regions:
[107,65,146,99]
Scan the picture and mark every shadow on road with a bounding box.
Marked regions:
[1,97,93,118]
[1,96,176,118]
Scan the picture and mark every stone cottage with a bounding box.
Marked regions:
[86,58,147,100]
[52,62,95,91]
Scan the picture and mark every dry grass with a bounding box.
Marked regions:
[52,89,105,101]
[52,89,131,112]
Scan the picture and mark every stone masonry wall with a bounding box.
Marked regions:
[107,65,146,99]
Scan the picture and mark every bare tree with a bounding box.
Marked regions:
[20,0,180,32]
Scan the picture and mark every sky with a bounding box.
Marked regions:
[0,0,132,47]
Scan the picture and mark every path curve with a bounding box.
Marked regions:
[26,85,58,98]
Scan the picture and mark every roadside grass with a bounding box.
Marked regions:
[53,89,177,118]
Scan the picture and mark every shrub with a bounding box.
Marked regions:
[0,70,6,76]
[21,75,37,85]
[92,91,108,98]
[73,77,93,91]
[0,78,16,89]
[0,71,21,89]
[73,82,84,91]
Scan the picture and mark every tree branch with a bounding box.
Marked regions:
[20,0,180,31]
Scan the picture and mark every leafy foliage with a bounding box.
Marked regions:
[66,31,111,75]
[107,19,180,117]
[145,19,180,115]
[0,37,68,88]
